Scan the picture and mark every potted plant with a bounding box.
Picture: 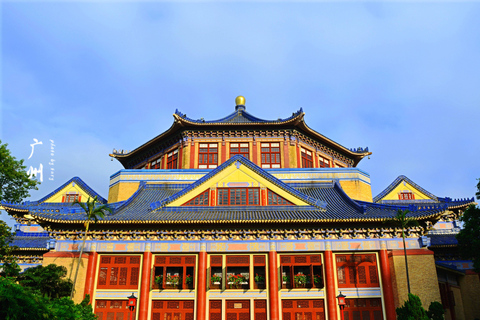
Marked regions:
[282,275,291,288]
[210,274,222,289]
[228,274,247,289]
[293,273,309,288]
[166,274,182,289]
[154,275,163,289]
[313,274,323,288]
[254,273,266,289]
[185,274,194,289]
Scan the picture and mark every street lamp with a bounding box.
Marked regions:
[337,292,347,320]
[127,293,137,319]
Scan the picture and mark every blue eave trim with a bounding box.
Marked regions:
[174,108,304,124]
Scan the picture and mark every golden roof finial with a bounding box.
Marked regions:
[235,96,245,106]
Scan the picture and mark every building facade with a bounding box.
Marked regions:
[2,97,476,320]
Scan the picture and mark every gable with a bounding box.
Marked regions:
[166,160,311,207]
[43,181,92,203]
[380,180,434,201]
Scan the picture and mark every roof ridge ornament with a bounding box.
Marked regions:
[235,95,246,111]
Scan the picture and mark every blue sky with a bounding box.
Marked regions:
[1,2,479,227]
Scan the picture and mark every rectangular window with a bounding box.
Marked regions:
[153,256,196,290]
[280,255,323,290]
[318,155,330,168]
[226,255,250,290]
[335,254,379,288]
[282,300,325,320]
[151,157,162,169]
[398,192,415,200]
[301,148,313,168]
[183,190,209,206]
[261,142,281,168]
[64,194,80,203]
[230,143,249,159]
[97,255,141,290]
[198,143,218,169]
[167,150,178,169]
[217,188,259,206]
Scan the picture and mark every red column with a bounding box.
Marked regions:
[221,142,227,164]
[196,248,208,320]
[268,248,280,320]
[190,142,196,169]
[178,145,183,169]
[296,144,301,168]
[252,142,258,165]
[283,142,290,168]
[379,249,396,320]
[83,252,98,301]
[324,249,337,320]
[139,251,152,320]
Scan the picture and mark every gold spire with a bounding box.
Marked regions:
[235,96,245,106]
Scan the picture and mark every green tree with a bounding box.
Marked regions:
[393,209,419,294]
[0,276,53,320]
[0,140,39,203]
[19,264,73,299]
[396,293,429,320]
[70,196,112,299]
[0,220,20,278]
[0,277,96,320]
[427,301,444,320]
[456,179,480,272]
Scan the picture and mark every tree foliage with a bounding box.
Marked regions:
[396,294,444,320]
[0,140,39,203]
[18,264,73,299]
[0,220,20,277]
[0,277,96,320]
[456,179,480,272]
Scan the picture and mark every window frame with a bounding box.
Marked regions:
[335,254,380,288]
[217,188,260,206]
[166,150,178,169]
[318,155,331,168]
[198,143,218,169]
[260,142,281,168]
[230,142,249,159]
[301,148,314,168]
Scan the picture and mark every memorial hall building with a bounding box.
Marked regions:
[2,96,478,320]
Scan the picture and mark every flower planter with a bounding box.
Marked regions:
[185,283,194,290]
[255,281,266,290]
[210,282,221,290]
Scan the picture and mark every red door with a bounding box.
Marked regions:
[151,300,194,320]
[282,299,325,320]
[226,300,250,320]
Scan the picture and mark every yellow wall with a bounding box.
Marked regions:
[339,180,373,202]
[44,182,90,203]
[108,182,140,203]
[390,252,441,308]
[459,274,480,320]
[381,181,433,201]
[43,254,88,304]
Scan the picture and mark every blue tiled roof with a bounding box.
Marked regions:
[150,155,327,211]
[27,181,446,224]
[374,175,438,203]
[374,175,475,209]
[174,108,304,124]
[0,177,106,208]
[11,236,49,250]
[429,234,458,247]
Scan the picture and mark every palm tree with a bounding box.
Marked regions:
[70,196,112,299]
[393,209,418,294]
